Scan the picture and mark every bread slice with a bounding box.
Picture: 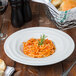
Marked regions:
[51,0,62,7]
[0,70,4,76]
[0,59,6,71]
[60,0,76,11]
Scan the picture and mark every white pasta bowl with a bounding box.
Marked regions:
[4,27,75,66]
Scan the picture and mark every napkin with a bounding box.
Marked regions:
[4,66,15,76]
[32,0,45,4]
[32,0,76,29]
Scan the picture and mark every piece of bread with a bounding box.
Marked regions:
[0,59,6,76]
[0,59,6,71]
[51,0,62,7]
[59,0,76,11]
[58,7,62,11]
[0,70,4,76]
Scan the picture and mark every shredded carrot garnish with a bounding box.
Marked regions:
[23,38,56,58]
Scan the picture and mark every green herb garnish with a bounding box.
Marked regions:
[38,34,47,45]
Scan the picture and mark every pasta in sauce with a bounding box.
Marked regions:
[23,38,56,58]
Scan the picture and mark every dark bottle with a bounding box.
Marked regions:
[23,0,32,22]
[10,0,24,28]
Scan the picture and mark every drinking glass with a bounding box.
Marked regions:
[0,0,8,41]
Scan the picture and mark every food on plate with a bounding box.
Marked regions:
[0,59,6,76]
[51,0,76,11]
[23,34,56,58]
